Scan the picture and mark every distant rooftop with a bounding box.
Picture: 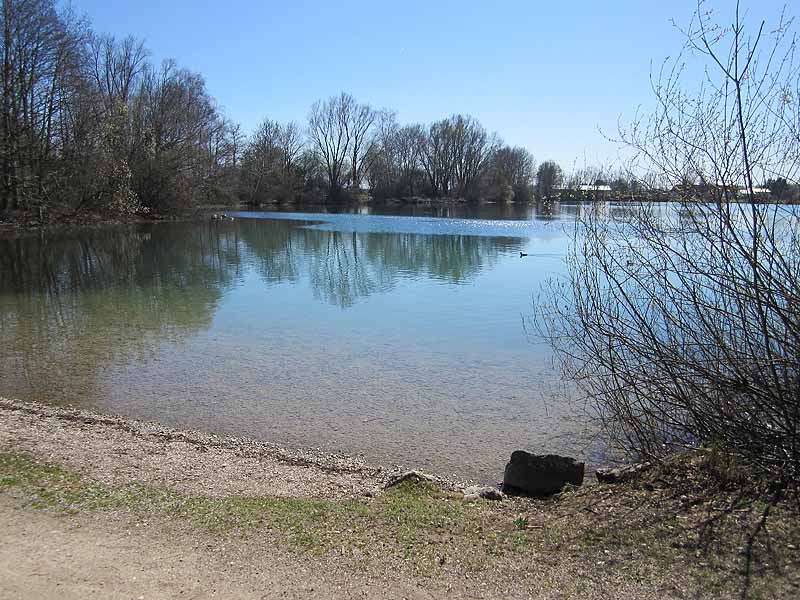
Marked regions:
[673,184,773,196]
[554,184,613,192]
[576,184,612,192]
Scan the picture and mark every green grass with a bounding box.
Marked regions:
[513,515,528,530]
[0,452,472,561]
[2,450,798,597]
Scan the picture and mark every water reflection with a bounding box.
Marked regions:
[0,225,242,405]
[234,218,523,307]
[0,219,527,402]
[0,212,592,481]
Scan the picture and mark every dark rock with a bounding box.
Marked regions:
[595,462,651,484]
[463,485,504,501]
[502,451,584,495]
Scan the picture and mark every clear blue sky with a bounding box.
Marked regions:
[71,0,792,170]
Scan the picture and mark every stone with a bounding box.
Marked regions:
[463,485,504,501]
[502,451,584,495]
[383,470,437,489]
[595,462,651,484]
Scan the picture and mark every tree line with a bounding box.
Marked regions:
[2,0,796,220]
[249,95,540,205]
[0,0,558,218]
[0,0,245,216]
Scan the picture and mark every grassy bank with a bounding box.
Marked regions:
[2,449,798,599]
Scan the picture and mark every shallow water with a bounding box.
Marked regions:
[0,203,612,482]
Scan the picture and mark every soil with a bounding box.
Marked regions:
[1,398,798,599]
[0,497,443,600]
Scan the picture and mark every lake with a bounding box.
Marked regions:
[0,202,623,482]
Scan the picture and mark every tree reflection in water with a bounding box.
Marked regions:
[0,216,582,481]
[0,224,241,405]
[235,218,524,307]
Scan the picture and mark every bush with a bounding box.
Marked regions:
[539,3,800,484]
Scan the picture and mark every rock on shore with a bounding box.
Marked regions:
[502,451,585,495]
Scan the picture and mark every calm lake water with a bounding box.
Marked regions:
[0,203,626,482]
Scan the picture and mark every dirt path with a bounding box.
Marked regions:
[0,497,443,600]
[1,398,797,599]
[2,497,260,600]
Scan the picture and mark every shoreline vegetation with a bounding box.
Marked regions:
[1,1,798,230]
[2,193,797,236]
[1,397,798,599]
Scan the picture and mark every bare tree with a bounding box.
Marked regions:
[89,34,147,111]
[279,121,303,176]
[307,92,375,199]
[541,1,800,483]
[308,93,350,197]
[364,111,426,199]
[450,114,497,198]
[420,115,498,199]
[129,60,230,210]
[395,124,425,195]
[364,110,398,196]
[345,96,375,189]
[487,146,535,202]
[228,122,243,168]
[419,117,455,197]
[240,118,305,203]
[0,0,84,211]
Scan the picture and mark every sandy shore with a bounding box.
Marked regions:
[0,397,401,499]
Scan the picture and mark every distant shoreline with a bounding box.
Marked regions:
[0,209,185,235]
[2,196,796,236]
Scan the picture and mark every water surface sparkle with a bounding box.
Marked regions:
[0,205,600,482]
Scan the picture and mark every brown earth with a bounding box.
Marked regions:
[0,495,456,600]
[1,398,798,599]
